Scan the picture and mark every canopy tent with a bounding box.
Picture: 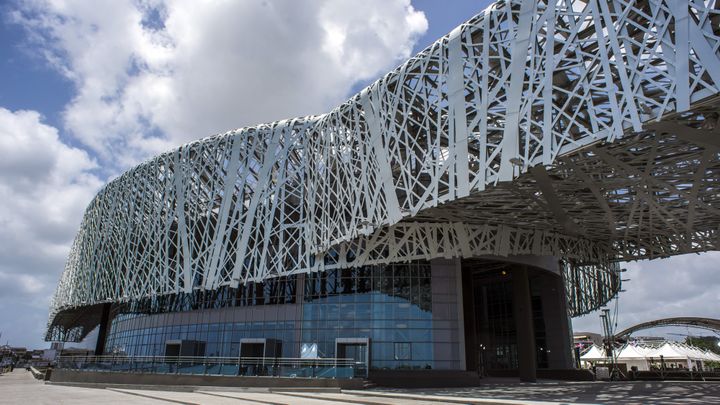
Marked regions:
[616,344,653,371]
[580,345,606,363]
[580,342,719,371]
[705,350,720,362]
[646,342,712,370]
[647,342,701,360]
[617,344,653,359]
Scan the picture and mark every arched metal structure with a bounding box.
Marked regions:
[615,317,720,339]
[48,0,720,341]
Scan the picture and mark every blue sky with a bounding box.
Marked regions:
[0,9,66,119]
[0,0,718,350]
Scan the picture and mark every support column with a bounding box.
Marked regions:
[454,258,467,371]
[540,273,574,369]
[461,262,477,372]
[512,266,537,382]
[94,303,112,355]
[430,258,464,370]
[294,273,306,358]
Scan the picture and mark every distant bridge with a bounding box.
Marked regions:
[615,317,720,339]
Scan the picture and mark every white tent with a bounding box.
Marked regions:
[581,341,719,373]
[646,342,706,370]
[705,350,720,362]
[580,345,606,367]
[616,344,652,371]
[682,344,705,357]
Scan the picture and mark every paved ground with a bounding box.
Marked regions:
[0,370,441,405]
[0,369,163,405]
[363,379,720,404]
[2,369,720,404]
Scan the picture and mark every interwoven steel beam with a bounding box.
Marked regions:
[48,0,720,340]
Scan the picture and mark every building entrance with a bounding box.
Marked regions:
[239,338,282,358]
[164,340,206,357]
[461,257,573,380]
[336,338,369,377]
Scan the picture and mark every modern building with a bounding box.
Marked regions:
[46,0,720,383]
[574,332,603,350]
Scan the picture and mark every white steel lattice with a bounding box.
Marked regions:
[48,0,720,340]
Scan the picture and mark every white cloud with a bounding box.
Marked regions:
[0,107,103,347]
[13,0,428,169]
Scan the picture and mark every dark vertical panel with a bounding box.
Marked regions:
[461,261,477,372]
[94,303,113,355]
[512,266,537,382]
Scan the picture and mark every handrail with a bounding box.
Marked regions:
[56,354,366,379]
[58,355,359,365]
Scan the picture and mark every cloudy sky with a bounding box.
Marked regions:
[0,0,717,350]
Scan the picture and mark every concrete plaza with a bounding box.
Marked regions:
[1,369,719,404]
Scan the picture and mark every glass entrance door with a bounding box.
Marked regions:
[335,337,369,378]
[338,343,367,364]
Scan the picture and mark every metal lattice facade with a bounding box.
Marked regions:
[48,0,720,340]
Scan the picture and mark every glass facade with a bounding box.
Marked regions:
[106,318,298,358]
[98,257,575,375]
[302,262,434,370]
[108,275,298,315]
[103,260,464,370]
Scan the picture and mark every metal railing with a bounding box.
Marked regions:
[57,355,366,379]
